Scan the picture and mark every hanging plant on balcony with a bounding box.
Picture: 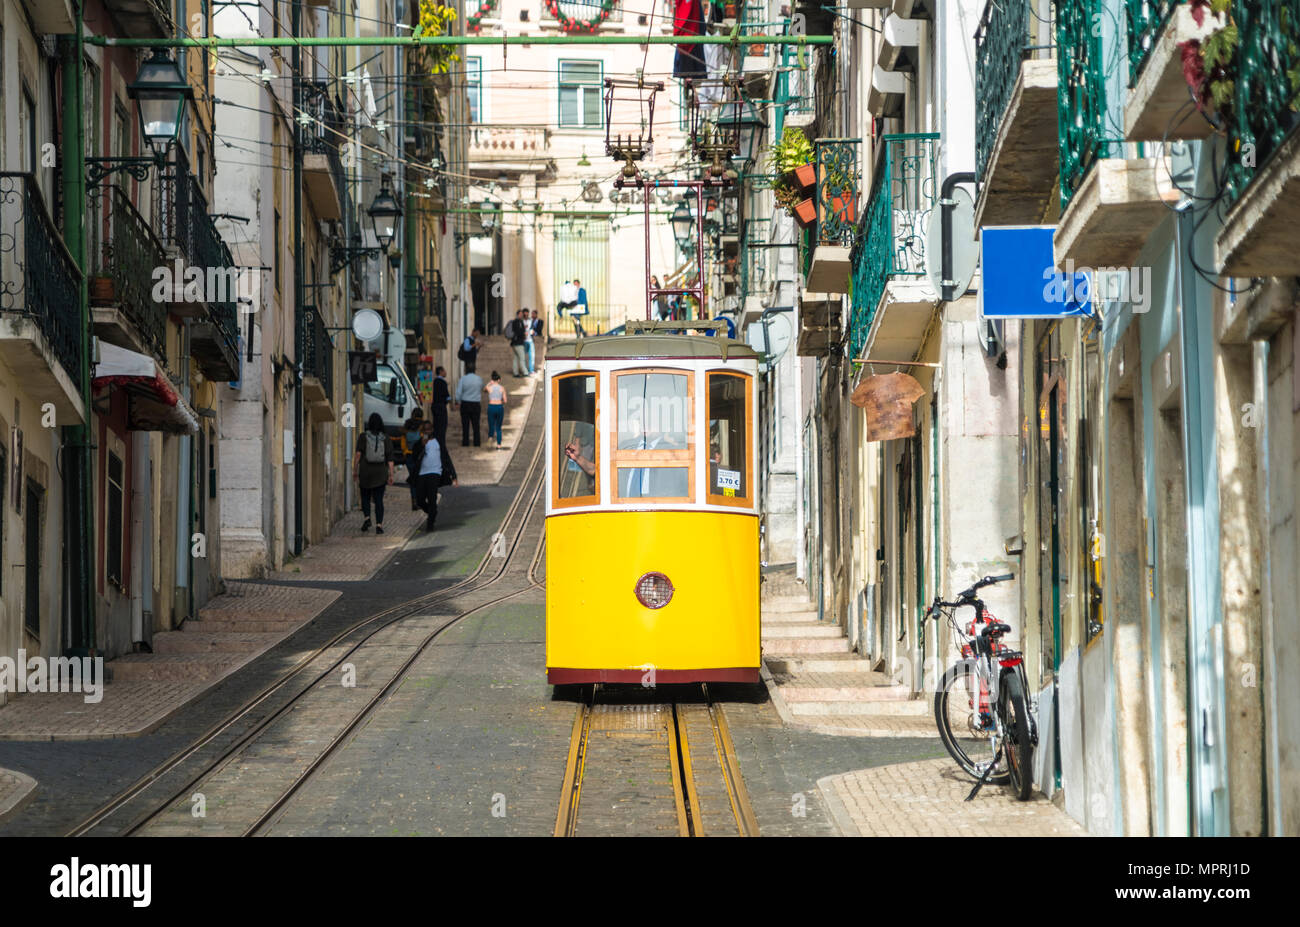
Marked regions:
[466,0,498,33]
[415,0,460,75]
[818,160,858,232]
[545,0,618,34]
[771,126,816,191]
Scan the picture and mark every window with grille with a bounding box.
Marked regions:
[558,60,602,128]
[106,452,124,589]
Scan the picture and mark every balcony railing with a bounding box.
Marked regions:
[404,272,426,331]
[302,306,334,403]
[304,81,347,205]
[1125,0,1182,82]
[814,138,860,247]
[0,172,85,391]
[976,0,1056,183]
[431,269,447,330]
[468,125,551,162]
[167,170,240,372]
[847,134,939,360]
[1224,0,1300,204]
[1056,0,1125,206]
[102,186,168,362]
[741,217,771,298]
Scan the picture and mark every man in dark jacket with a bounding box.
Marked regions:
[508,310,528,377]
[431,366,451,445]
[411,421,458,532]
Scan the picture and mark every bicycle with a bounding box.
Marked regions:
[927,573,1037,801]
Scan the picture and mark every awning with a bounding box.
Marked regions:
[92,342,199,435]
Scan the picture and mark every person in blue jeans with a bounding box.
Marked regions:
[485,371,507,449]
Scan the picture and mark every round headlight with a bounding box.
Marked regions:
[634,572,675,609]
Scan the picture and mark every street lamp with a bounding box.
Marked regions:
[670,198,695,256]
[130,50,195,156]
[732,99,768,167]
[368,176,403,251]
[87,49,194,183]
[480,200,499,235]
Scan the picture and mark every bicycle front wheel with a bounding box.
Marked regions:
[934,661,1009,784]
[999,670,1034,801]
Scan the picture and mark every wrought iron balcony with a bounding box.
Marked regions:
[404,272,426,331]
[975,0,1056,183]
[1126,0,1181,82]
[430,268,447,332]
[814,138,860,247]
[303,81,346,222]
[0,172,85,400]
[97,186,168,362]
[741,217,771,299]
[101,0,172,38]
[166,171,241,381]
[847,134,939,360]
[301,306,334,412]
[1056,0,1125,207]
[1224,0,1300,205]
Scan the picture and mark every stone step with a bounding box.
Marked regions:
[761,597,818,614]
[150,631,271,654]
[108,652,246,683]
[767,655,881,675]
[762,637,851,654]
[761,624,843,639]
[786,699,931,717]
[779,684,911,702]
[761,617,829,628]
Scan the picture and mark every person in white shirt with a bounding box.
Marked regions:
[412,421,458,531]
[454,365,485,446]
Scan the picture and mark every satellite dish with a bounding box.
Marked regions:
[925,186,978,299]
[352,308,383,343]
[746,312,793,366]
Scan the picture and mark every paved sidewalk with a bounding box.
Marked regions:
[0,767,37,822]
[0,582,339,740]
[818,758,1088,837]
[271,508,425,581]
[449,336,542,487]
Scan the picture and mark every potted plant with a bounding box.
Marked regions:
[750,33,768,56]
[89,274,115,306]
[771,126,816,191]
[818,159,859,229]
[723,1,738,18]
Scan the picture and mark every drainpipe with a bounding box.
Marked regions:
[60,5,94,659]
[129,432,148,646]
[175,323,192,620]
[292,0,304,555]
[939,172,975,303]
[1253,338,1282,835]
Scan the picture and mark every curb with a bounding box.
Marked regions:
[815,774,861,837]
[0,768,38,823]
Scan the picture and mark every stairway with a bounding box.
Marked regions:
[761,580,936,736]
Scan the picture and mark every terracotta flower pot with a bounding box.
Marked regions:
[89,275,115,306]
[792,162,817,192]
[724,2,737,17]
[820,191,858,227]
[792,197,817,228]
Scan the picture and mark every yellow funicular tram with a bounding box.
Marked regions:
[544,321,761,684]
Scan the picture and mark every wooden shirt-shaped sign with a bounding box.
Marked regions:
[852,372,926,442]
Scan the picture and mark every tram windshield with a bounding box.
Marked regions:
[556,373,598,501]
[614,371,691,501]
[708,372,750,503]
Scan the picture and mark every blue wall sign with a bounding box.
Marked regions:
[979,226,1093,319]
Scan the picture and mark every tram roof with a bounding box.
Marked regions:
[548,334,759,361]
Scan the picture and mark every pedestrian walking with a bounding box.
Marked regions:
[403,410,425,510]
[530,309,544,372]
[431,365,451,445]
[458,328,483,373]
[353,412,395,534]
[411,421,458,533]
[524,307,537,374]
[508,310,529,377]
[455,363,484,446]
[571,279,589,338]
[486,371,507,449]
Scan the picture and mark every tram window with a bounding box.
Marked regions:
[556,373,598,501]
[617,373,688,450]
[616,467,689,499]
[707,372,750,502]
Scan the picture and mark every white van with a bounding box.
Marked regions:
[362,360,420,440]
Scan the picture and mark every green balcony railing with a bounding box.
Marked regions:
[103,185,168,363]
[1056,0,1125,206]
[975,0,1056,183]
[814,138,860,247]
[1125,0,1182,82]
[1224,0,1300,204]
[404,272,425,331]
[302,306,334,404]
[775,40,814,137]
[847,134,940,360]
[741,217,771,298]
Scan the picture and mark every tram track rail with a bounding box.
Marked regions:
[68,435,547,838]
[554,683,759,837]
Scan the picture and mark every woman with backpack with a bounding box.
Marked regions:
[353,412,396,534]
